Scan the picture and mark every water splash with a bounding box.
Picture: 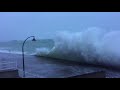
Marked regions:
[35,27,120,68]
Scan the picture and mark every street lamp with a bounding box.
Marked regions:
[22,36,36,78]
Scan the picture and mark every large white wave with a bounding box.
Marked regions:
[35,27,120,68]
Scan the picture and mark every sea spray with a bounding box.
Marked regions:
[35,27,120,68]
[36,48,51,56]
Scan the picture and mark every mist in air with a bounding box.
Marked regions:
[0,12,120,41]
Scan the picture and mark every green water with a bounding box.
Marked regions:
[0,39,54,54]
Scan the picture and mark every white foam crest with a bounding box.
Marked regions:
[35,48,51,56]
[0,49,27,55]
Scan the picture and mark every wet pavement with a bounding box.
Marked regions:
[0,53,120,78]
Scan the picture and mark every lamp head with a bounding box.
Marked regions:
[32,37,36,41]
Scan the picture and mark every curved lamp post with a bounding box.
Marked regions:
[22,36,36,78]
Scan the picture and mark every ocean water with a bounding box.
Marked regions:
[0,39,54,55]
[1,27,120,69]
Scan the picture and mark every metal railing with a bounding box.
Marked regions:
[0,61,42,78]
[0,61,17,71]
[0,58,42,78]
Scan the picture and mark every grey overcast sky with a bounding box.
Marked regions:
[0,12,120,41]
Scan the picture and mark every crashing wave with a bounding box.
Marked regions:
[35,27,120,68]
